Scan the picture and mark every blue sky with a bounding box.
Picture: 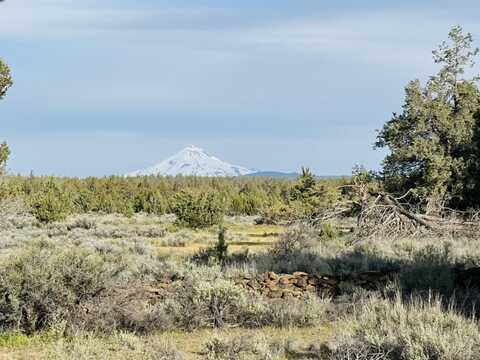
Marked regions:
[1,0,480,176]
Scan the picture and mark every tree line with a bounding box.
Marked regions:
[0,174,348,225]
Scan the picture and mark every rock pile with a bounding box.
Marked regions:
[235,271,339,299]
[139,269,400,301]
[236,268,400,299]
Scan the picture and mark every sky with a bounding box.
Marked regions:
[1,0,480,177]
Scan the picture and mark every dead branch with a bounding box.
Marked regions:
[374,192,436,231]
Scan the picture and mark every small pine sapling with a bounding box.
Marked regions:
[215,226,228,264]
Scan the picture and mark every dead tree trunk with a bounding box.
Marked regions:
[375,192,436,231]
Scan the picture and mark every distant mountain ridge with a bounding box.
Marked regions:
[126,146,255,177]
[126,146,296,178]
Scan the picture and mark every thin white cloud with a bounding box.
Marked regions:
[3,1,478,69]
[239,13,480,66]
[3,3,480,117]
[0,1,238,39]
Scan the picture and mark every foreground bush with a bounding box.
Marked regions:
[173,278,245,329]
[327,294,480,360]
[164,266,248,330]
[0,241,122,333]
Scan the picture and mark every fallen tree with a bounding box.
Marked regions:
[354,191,480,239]
[303,188,480,241]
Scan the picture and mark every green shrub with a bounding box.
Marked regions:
[29,183,72,224]
[230,192,266,216]
[134,189,168,215]
[256,203,301,225]
[172,190,225,229]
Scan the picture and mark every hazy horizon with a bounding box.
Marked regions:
[2,0,480,176]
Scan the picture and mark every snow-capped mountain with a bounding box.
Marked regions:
[126,146,256,177]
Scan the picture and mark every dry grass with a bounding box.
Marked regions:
[325,293,480,360]
[0,326,333,360]
[0,211,285,263]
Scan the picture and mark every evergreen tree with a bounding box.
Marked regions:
[376,26,480,213]
[290,167,316,201]
[215,226,228,264]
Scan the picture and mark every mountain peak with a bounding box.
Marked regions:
[183,145,205,153]
[126,146,254,177]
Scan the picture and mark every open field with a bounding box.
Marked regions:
[0,210,337,359]
[0,209,284,256]
[1,202,480,359]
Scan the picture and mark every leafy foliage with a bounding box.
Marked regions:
[257,170,346,224]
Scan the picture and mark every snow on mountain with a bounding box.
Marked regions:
[126,146,255,177]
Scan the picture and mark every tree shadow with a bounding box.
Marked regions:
[228,242,480,317]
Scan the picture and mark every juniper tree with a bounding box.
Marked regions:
[376,26,480,213]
